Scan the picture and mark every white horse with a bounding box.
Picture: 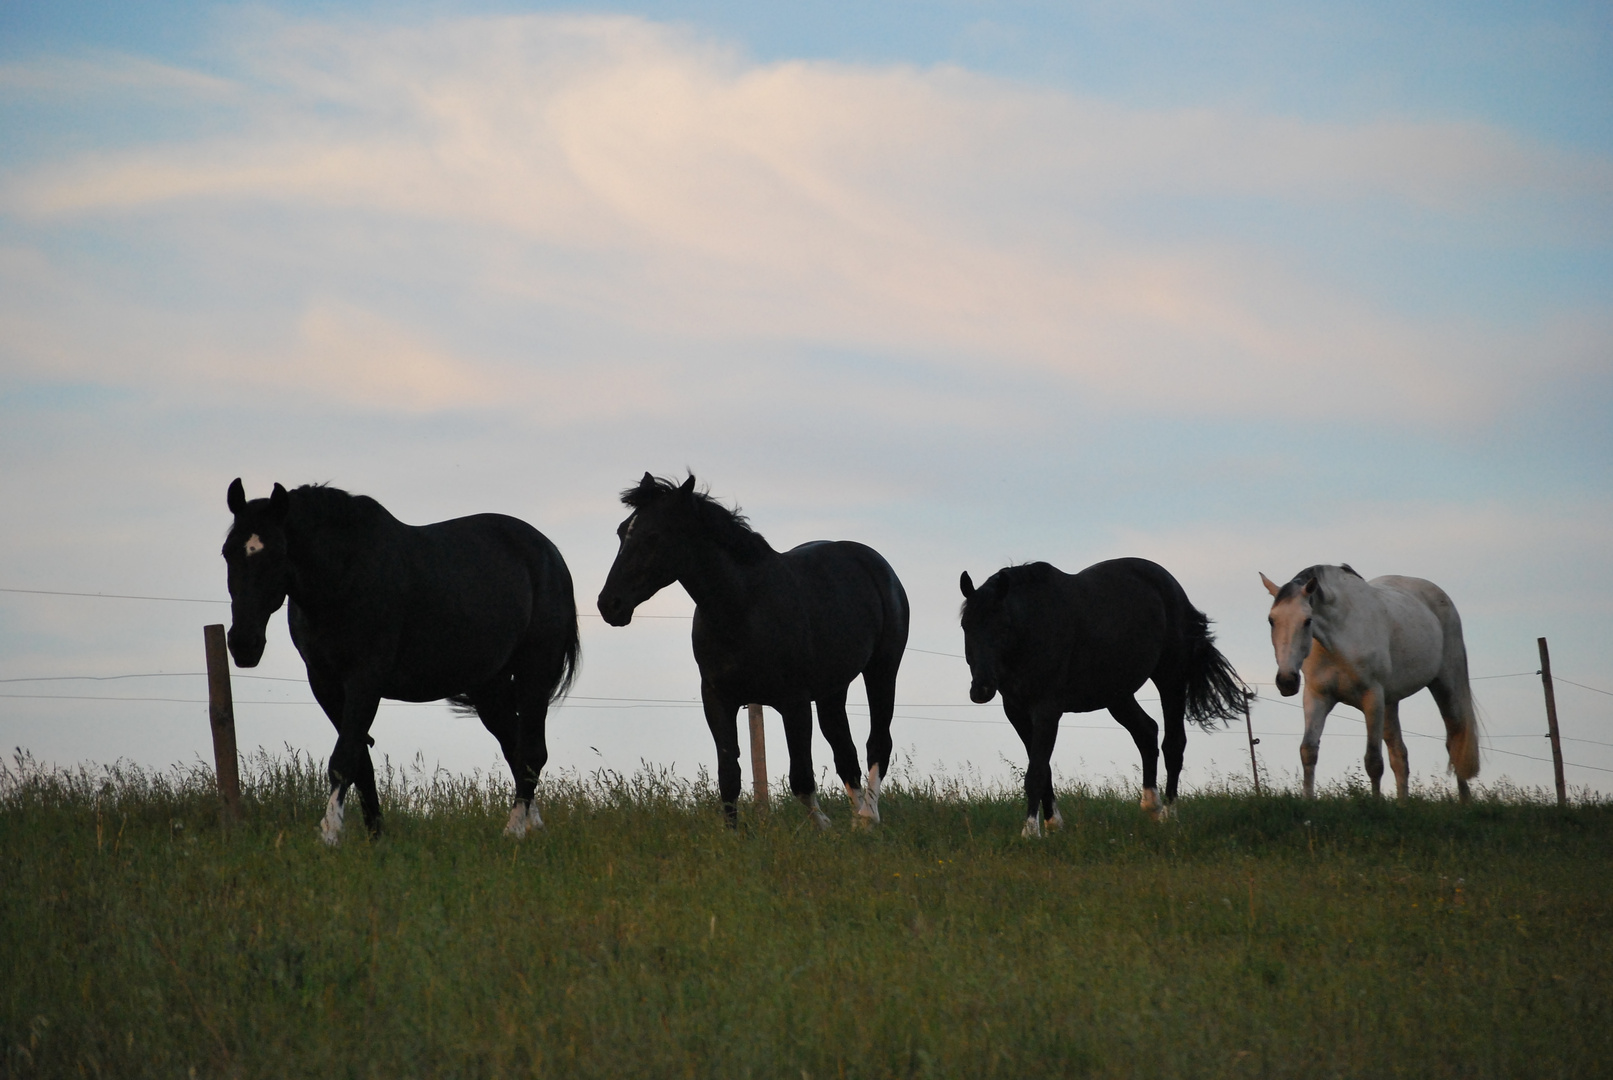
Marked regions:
[1260,564,1480,802]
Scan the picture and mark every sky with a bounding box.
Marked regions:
[1,0,1610,808]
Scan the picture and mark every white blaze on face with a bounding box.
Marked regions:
[622,513,637,540]
[244,534,264,557]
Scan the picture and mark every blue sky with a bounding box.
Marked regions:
[2,0,1609,804]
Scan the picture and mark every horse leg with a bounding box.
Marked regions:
[1110,696,1165,821]
[1021,708,1061,838]
[1157,679,1188,806]
[326,687,382,844]
[814,685,875,826]
[862,654,900,823]
[700,680,744,827]
[1361,686,1386,799]
[780,699,830,829]
[1003,698,1058,830]
[1383,698,1410,802]
[1300,690,1334,799]
[307,669,351,845]
[1427,679,1477,803]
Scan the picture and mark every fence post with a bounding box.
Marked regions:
[1244,707,1262,797]
[203,624,242,823]
[1537,637,1566,808]
[748,703,768,812]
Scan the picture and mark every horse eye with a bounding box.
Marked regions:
[1303,618,1313,628]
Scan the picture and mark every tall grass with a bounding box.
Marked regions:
[2,749,1609,1078]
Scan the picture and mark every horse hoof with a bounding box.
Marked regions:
[504,803,543,838]
[1021,815,1042,839]
[1044,807,1065,832]
[320,792,344,846]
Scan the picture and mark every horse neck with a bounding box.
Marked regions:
[677,536,771,623]
[282,493,386,609]
[1312,570,1378,655]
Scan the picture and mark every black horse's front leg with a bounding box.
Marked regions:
[323,686,383,844]
[1004,698,1060,833]
[700,680,743,826]
[1022,707,1062,837]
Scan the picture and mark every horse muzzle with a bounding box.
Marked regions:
[226,625,266,668]
[969,680,997,704]
[1275,671,1300,697]
[596,593,634,627]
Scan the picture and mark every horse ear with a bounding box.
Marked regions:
[959,571,975,598]
[268,483,289,523]
[227,478,246,515]
[1303,575,1320,599]
[679,474,697,495]
[1259,572,1280,597]
[639,471,656,489]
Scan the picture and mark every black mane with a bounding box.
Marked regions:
[289,483,393,530]
[621,475,772,563]
[1276,563,1360,602]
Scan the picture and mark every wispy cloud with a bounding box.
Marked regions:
[2,14,1609,422]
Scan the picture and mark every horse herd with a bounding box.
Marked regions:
[221,474,1481,845]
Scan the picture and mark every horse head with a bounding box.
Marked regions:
[1261,569,1320,696]
[223,478,291,667]
[597,472,698,626]
[958,570,1011,704]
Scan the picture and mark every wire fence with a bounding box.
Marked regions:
[3,584,1608,779]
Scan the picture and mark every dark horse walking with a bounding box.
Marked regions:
[959,558,1250,835]
[222,479,578,844]
[597,474,909,828]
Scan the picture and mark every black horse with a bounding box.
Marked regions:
[597,474,909,828]
[959,558,1250,835]
[222,479,579,843]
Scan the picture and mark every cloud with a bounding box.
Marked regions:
[2,14,1609,421]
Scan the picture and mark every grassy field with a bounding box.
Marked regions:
[2,751,1609,1079]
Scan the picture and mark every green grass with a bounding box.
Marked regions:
[2,751,1609,1079]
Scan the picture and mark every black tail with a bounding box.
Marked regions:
[1183,609,1254,730]
[549,598,581,705]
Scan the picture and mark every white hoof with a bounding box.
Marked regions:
[801,793,833,830]
[845,781,879,827]
[1140,788,1168,823]
[864,764,884,823]
[504,802,543,838]
[1021,814,1042,839]
[320,791,344,847]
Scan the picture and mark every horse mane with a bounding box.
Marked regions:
[960,562,1057,619]
[620,475,773,564]
[288,483,393,531]
[1276,563,1362,602]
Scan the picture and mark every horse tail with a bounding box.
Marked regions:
[1182,608,1254,730]
[549,567,581,705]
[1442,641,1482,783]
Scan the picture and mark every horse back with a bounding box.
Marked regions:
[319,511,572,700]
[1036,558,1186,708]
[1367,575,1465,694]
[701,539,906,699]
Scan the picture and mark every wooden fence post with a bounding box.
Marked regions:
[203,624,242,823]
[1244,707,1262,797]
[1537,637,1566,808]
[748,703,768,812]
